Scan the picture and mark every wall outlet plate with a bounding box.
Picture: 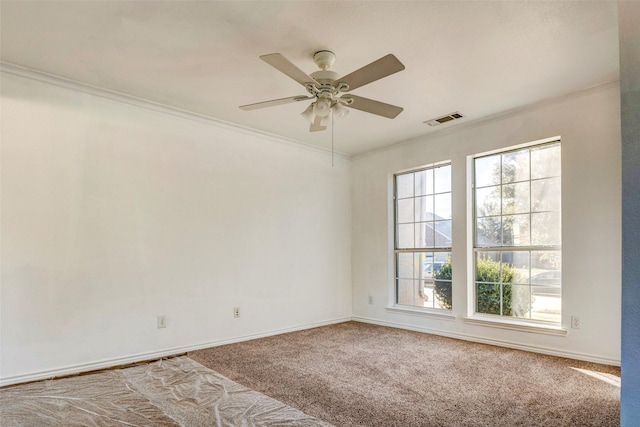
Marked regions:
[233,307,240,318]
[157,315,167,329]
[571,315,581,329]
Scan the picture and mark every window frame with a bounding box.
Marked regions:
[393,162,453,312]
[471,139,562,325]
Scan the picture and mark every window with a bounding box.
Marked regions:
[394,164,452,309]
[473,141,561,323]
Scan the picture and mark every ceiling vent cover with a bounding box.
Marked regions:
[424,111,464,126]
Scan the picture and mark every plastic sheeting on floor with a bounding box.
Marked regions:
[0,356,333,426]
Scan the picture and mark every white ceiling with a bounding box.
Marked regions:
[0,1,619,156]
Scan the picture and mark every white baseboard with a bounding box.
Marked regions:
[0,317,351,387]
[352,316,621,367]
[1,314,618,387]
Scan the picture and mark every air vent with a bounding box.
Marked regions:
[424,111,464,127]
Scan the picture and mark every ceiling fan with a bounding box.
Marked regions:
[240,50,405,132]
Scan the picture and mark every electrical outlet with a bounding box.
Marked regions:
[571,315,581,329]
[368,295,374,305]
[157,315,167,329]
[233,307,240,318]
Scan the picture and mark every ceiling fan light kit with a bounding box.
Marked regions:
[240,50,405,132]
[313,97,332,117]
[332,102,350,119]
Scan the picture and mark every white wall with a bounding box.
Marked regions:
[0,71,352,385]
[0,67,621,386]
[352,82,621,364]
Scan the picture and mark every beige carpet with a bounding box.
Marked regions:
[189,321,620,427]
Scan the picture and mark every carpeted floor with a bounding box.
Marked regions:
[0,356,331,426]
[189,321,620,427]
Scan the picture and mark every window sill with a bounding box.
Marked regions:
[463,315,568,336]
[386,305,456,321]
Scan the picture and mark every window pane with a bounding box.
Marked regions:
[427,169,435,195]
[418,169,434,196]
[531,250,561,321]
[510,251,531,284]
[414,195,434,222]
[433,280,452,309]
[531,286,561,322]
[397,279,416,306]
[475,155,501,187]
[531,177,560,212]
[397,253,414,279]
[499,252,516,283]
[500,216,513,246]
[415,222,435,248]
[514,182,531,214]
[434,193,451,220]
[434,220,452,247]
[476,186,501,217]
[505,284,531,318]
[434,165,451,193]
[476,252,501,282]
[531,144,560,179]
[476,217,501,247]
[502,149,530,183]
[502,182,530,215]
[397,224,414,248]
[501,214,530,246]
[422,283,435,308]
[397,198,414,223]
[531,212,561,245]
[531,250,561,272]
[418,252,433,280]
[396,173,414,198]
[414,170,427,196]
[434,253,452,309]
[434,251,451,266]
[477,283,501,314]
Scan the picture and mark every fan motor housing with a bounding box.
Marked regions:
[311,70,339,84]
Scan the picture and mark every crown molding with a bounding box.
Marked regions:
[0,61,351,160]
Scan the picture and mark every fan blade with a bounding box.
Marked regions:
[240,96,312,111]
[260,53,318,87]
[337,54,405,92]
[310,115,327,132]
[342,95,403,119]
